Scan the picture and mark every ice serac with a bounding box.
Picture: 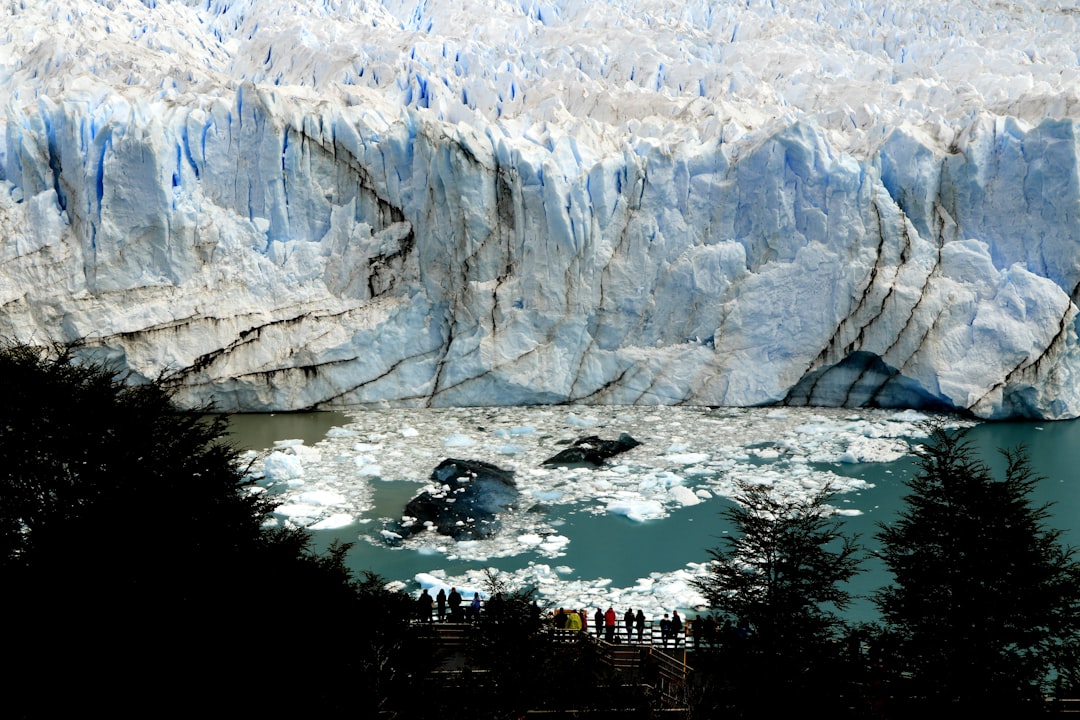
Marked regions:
[1,0,1080,419]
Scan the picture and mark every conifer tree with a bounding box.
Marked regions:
[875,424,1080,714]
[0,341,430,716]
[691,480,863,717]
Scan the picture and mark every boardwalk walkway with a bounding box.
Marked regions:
[419,618,694,714]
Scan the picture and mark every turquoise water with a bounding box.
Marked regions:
[225,411,1080,624]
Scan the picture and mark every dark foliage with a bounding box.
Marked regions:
[874,424,1080,715]
[689,480,864,717]
[0,341,428,716]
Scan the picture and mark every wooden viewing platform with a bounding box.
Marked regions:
[416,617,694,716]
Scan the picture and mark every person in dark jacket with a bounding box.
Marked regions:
[594,608,604,638]
[417,589,434,622]
[447,587,462,621]
[436,588,447,622]
[635,609,646,642]
[623,608,635,641]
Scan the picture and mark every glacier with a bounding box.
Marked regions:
[2,0,1080,418]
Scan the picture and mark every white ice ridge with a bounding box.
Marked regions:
[2,1,1080,418]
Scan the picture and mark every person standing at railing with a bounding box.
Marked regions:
[604,607,617,642]
[417,588,434,622]
[670,610,683,648]
[468,592,481,622]
[436,588,447,622]
[593,608,604,638]
[447,587,462,622]
[623,608,634,641]
[659,613,671,647]
[635,609,645,642]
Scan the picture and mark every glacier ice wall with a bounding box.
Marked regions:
[2,0,1080,418]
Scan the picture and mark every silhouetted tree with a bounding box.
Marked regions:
[690,480,863,718]
[875,424,1080,715]
[0,341,428,716]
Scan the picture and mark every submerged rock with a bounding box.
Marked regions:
[390,458,518,541]
[542,433,642,467]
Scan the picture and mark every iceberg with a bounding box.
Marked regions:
[2,1,1079,419]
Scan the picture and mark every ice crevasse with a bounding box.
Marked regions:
[1,0,1080,419]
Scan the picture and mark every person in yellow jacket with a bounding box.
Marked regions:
[566,609,582,631]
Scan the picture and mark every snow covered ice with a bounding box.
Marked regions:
[250,405,968,617]
[2,1,1080,419]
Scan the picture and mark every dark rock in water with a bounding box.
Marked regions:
[542,433,641,467]
[391,458,518,541]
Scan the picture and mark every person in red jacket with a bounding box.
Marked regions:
[604,607,617,642]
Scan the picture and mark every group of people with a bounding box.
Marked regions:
[550,607,686,647]
[416,587,483,623]
[415,588,702,650]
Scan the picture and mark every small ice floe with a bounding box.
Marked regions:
[669,486,701,506]
[310,513,354,530]
[296,490,346,505]
[566,413,599,428]
[606,498,665,522]
[263,451,304,481]
[839,436,909,463]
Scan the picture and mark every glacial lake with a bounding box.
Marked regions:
[224,408,1080,625]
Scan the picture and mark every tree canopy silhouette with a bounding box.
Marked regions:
[0,341,424,716]
[875,424,1080,715]
[691,480,863,717]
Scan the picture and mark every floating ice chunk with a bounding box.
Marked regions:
[414,572,444,590]
[310,513,354,530]
[839,436,910,463]
[566,413,599,428]
[400,427,419,437]
[664,452,710,465]
[669,486,701,506]
[273,503,320,523]
[326,427,358,438]
[263,451,303,481]
[442,433,476,447]
[889,410,931,423]
[517,533,544,546]
[606,499,665,522]
[834,508,863,516]
[540,535,569,551]
[297,490,346,505]
[355,461,383,477]
[696,489,713,499]
[381,529,403,540]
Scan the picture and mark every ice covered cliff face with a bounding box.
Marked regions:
[2,0,1080,418]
